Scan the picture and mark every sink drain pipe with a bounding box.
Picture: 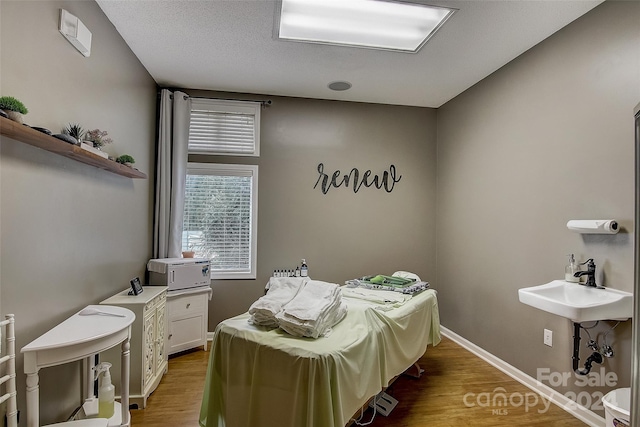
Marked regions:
[573,322,603,375]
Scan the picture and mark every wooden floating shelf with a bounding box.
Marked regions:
[0,116,147,179]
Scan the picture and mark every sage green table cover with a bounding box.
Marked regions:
[199,289,441,427]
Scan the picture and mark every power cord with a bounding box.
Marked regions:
[353,395,378,426]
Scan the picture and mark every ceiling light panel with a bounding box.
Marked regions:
[277,0,456,52]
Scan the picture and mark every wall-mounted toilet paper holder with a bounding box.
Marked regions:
[566,219,619,234]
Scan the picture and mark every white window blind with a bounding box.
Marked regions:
[182,163,258,279]
[189,98,260,156]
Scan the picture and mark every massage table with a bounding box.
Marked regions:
[199,288,441,427]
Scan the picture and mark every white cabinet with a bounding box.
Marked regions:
[101,286,168,409]
[167,288,210,355]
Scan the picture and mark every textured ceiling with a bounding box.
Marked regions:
[96,0,603,108]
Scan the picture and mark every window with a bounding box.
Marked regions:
[183,98,260,279]
[189,98,260,156]
[182,163,258,279]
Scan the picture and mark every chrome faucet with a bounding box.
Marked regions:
[574,258,598,287]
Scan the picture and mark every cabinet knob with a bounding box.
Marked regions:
[186,303,191,309]
[168,334,172,339]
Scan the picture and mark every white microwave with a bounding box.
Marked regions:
[147,258,210,292]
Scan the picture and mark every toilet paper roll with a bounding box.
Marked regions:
[566,220,619,234]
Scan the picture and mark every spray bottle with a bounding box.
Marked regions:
[96,362,115,419]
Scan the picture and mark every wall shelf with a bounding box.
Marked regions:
[0,116,147,179]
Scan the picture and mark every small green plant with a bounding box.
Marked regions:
[85,129,113,148]
[0,96,28,114]
[116,154,135,165]
[63,123,85,141]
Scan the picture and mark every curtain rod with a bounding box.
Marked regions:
[164,90,271,106]
[190,95,272,107]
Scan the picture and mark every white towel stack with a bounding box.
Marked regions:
[249,277,308,327]
[275,280,347,339]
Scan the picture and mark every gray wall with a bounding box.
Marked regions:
[186,90,438,327]
[436,0,639,410]
[0,1,156,424]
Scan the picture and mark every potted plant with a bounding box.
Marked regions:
[85,129,113,150]
[116,154,135,167]
[62,123,85,145]
[0,96,28,124]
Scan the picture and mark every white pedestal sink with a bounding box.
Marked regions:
[518,280,633,323]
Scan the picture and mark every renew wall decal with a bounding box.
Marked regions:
[313,163,402,194]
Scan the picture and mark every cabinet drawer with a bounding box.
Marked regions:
[143,292,167,314]
[157,291,167,304]
[143,299,156,314]
[168,293,206,317]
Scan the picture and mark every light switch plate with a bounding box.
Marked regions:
[544,329,553,347]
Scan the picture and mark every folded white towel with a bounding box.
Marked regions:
[249,311,280,328]
[248,278,347,337]
[281,280,340,321]
[278,291,339,327]
[277,300,348,339]
[275,280,347,338]
[249,277,308,326]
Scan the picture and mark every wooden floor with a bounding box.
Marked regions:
[130,336,587,426]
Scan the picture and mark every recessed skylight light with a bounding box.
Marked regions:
[276,0,456,53]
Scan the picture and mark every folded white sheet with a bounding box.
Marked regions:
[281,280,340,321]
[392,271,421,281]
[249,277,308,327]
[340,287,411,311]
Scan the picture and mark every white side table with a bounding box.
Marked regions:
[21,305,135,427]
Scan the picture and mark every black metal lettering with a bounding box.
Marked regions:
[314,163,402,194]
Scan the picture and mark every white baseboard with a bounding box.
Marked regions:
[440,326,605,427]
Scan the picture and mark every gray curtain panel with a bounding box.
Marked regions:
[153,89,191,259]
